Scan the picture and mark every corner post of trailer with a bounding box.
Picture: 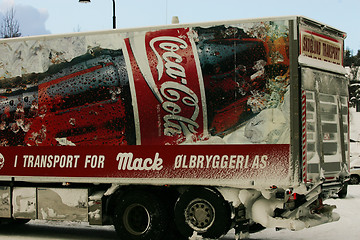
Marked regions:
[289,17,301,183]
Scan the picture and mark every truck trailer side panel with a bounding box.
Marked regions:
[0,19,293,187]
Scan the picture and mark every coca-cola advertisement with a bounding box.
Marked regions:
[124,28,207,145]
[124,24,290,146]
[0,20,291,181]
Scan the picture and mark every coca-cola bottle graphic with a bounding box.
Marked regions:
[124,25,279,144]
[31,49,135,146]
[0,24,289,147]
[194,26,269,136]
[0,49,136,146]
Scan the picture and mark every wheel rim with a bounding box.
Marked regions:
[185,198,215,232]
[123,203,151,236]
[350,176,359,184]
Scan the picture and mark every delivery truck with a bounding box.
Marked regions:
[0,15,349,239]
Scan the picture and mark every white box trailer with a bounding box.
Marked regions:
[0,16,349,239]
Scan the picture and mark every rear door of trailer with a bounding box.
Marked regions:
[298,17,348,185]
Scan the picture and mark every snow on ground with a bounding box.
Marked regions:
[350,107,360,157]
[350,108,360,168]
[0,185,359,240]
[350,107,360,142]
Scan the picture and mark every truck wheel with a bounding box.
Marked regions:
[0,218,30,225]
[13,219,31,224]
[174,187,231,239]
[113,190,168,240]
[337,182,348,199]
[350,175,359,185]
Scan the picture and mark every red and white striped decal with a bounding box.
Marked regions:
[301,89,307,182]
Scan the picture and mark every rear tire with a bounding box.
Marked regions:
[174,187,232,239]
[337,182,348,199]
[0,218,30,225]
[350,175,359,185]
[13,219,31,224]
[113,190,168,240]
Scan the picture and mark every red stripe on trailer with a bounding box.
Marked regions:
[301,90,307,182]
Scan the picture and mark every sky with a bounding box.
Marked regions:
[0,0,359,52]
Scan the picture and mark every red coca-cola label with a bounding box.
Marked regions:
[124,28,207,145]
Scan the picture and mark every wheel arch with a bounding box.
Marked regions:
[104,185,180,222]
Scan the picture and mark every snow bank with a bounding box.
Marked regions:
[350,107,360,142]
[350,108,360,166]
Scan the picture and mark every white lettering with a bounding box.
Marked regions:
[236,155,244,169]
[161,82,200,136]
[21,155,80,169]
[85,155,91,168]
[23,155,28,168]
[84,155,105,169]
[34,156,40,168]
[212,155,220,168]
[206,155,213,168]
[229,155,236,169]
[174,155,183,169]
[53,155,60,167]
[221,155,228,169]
[252,155,260,169]
[150,36,188,81]
[244,155,249,168]
[197,155,204,168]
[260,155,268,169]
[189,155,196,168]
[116,152,163,171]
[172,154,270,170]
[149,36,201,139]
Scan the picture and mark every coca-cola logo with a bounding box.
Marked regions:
[150,36,188,82]
[148,36,200,137]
